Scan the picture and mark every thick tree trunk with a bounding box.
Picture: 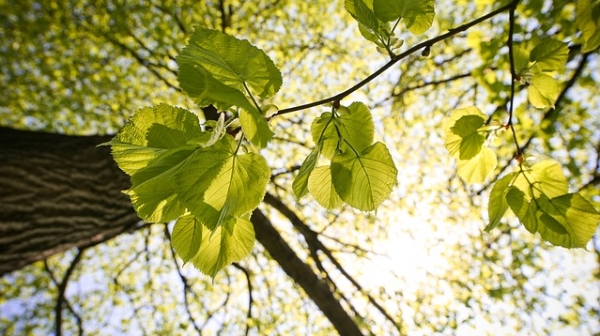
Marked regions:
[0,126,140,276]
[0,126,362,335]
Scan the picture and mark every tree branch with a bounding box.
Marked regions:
[251,209,364,336]
[273,0,520,117]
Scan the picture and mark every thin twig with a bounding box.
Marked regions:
[273,0,520,117]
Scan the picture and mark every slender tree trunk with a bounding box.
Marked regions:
[0,126,140,276]
[0,126,363,335]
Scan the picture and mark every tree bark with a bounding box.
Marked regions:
[0,126,140,276]
[0,126,362,335]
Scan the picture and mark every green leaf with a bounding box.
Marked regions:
[457,146,498,184]
[177,62,257,113]
[331,142,397,211]
[311,112,338,159]
[536,193,600,248]
[485,173,517,232]
[292,148,320,198]
[513,159,568,200]
[530,38,569,72]
[444,106,487,159]
[172,215,203,264]
[528,73,559,109]
[182,146,270,230]
[513,44,531,76]
[126,146,197,222]
[191,216,255,277]
[308,165,343,209]
[311,102,375,159]
[506,186,539,234]
[238,107,274,149]
[177,27,282,99]
[373,0,435,35]
[577,0,600,53]
[110,104,201,175]
[450,114,486,160]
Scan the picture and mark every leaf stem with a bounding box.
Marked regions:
[273,0,521,117]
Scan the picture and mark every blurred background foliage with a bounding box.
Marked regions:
[0,0,599,334]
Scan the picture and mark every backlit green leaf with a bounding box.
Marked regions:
[331,142,397,211]
[536,193,600,248]
[191,216,255,277]
[513,159,568,200]
[110,104,201,175]
[183,148,270,230]
[238,107,274,149]
[311,102,375,159]
[126,146,196,222]
[576,0,600,53]
[530,38,568,72]
[177,27,282,98]
[308,165,343,209]
[506,186,539,234]
[293,148,320,198]
[172,215,203,264]
[450,115,486,160]
[457,146,497,184]
[528,73,559,109]
[444,106,487,159]
[177,62,257,113]
[485,172,517,232]
[373,0,435,35]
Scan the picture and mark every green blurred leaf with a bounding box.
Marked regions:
[530,38,568,72]
[308,165,343,209]
[372,0,435,35]
[444,106,487,159]
[528,73,559,109]
[536,193,600,248]
[457,146,497,184]
[331,142,397,211]
[450,115,486,160]
[485,172,517,232]
[506,186,539,234]
[576,0,600,52]
[513,44,531,76]
[513,159,568,200]
[177,27,282,99]
[191,216,255,277]
[293,148,320,198]
[172,215,203,264]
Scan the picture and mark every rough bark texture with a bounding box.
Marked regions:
[0,126,140,276]
[0,126,362,335]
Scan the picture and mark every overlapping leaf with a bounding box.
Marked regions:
[190,216,255,277]
[485,173,518,232]
[576,0,600,53]
[311,102,374,159]
[177,28,282,99]
[507,188,600,248]
[331,142,397,211]
[177,27,281,148]
[308,165,343,209]
[292,147,320,198]
[372,0,435,35]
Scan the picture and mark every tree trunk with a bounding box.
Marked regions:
[0,126,363,335]
[0,126,141,276]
